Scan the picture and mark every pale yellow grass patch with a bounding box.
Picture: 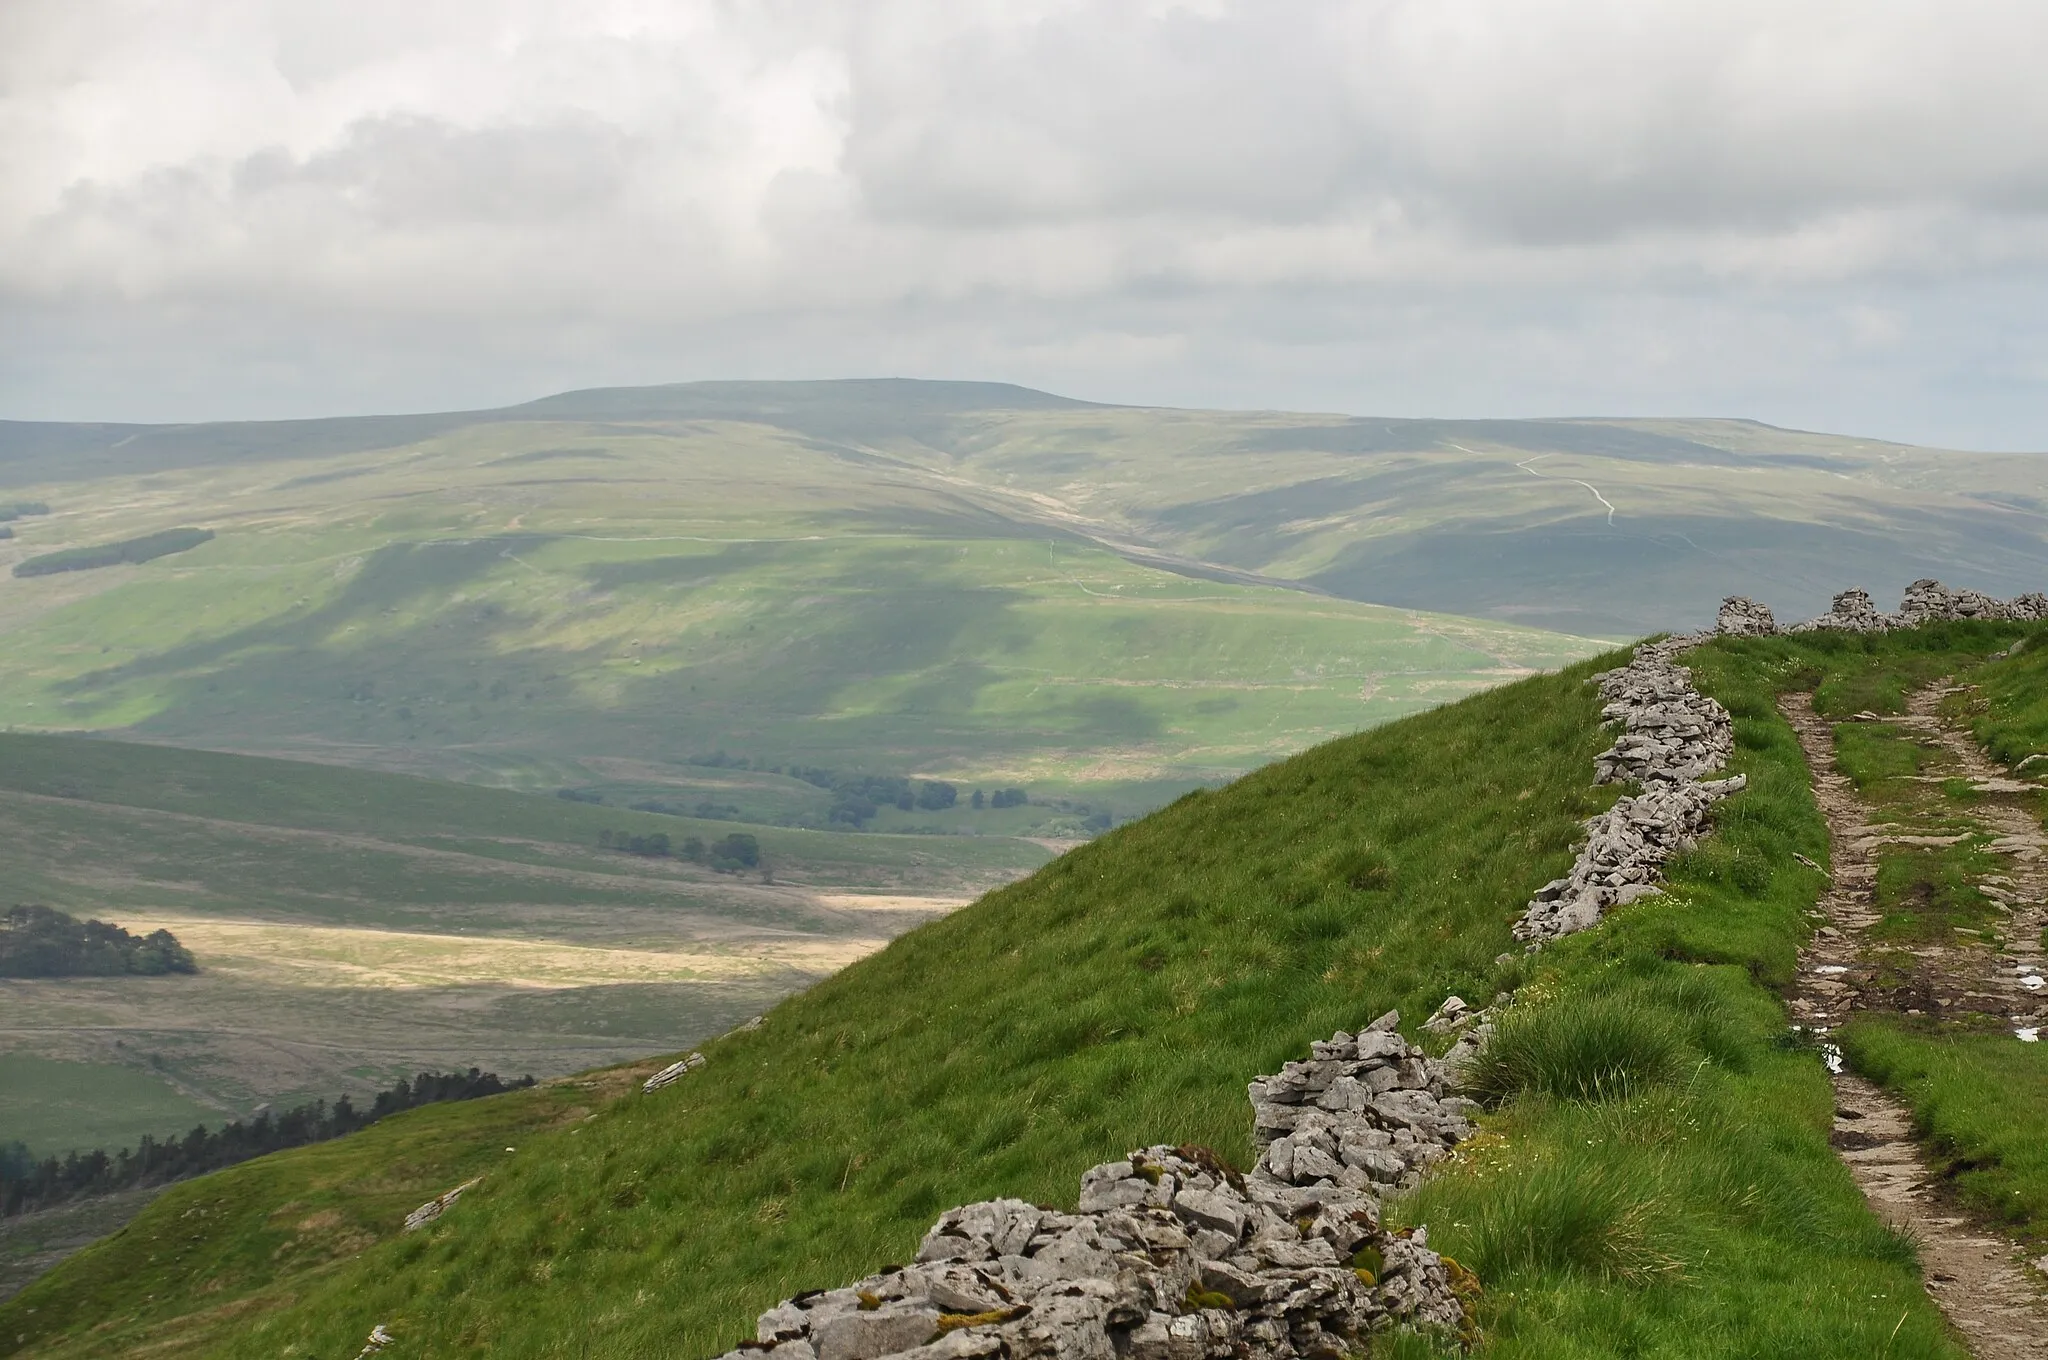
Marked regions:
[118,914,887,992]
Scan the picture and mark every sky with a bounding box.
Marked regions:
[4,0,2048,448]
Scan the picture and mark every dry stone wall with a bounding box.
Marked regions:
[715,1017,1480,1360]
[1781,580,2048,634]
[1513,635,1743,945]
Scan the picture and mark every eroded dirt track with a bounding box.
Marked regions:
[1783,690,2048,1359]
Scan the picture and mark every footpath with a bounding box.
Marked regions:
[1783,683,2048,1360]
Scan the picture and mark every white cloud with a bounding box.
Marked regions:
[2,0,2047,443]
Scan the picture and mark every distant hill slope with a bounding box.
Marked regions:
[9,625,2029,1359]
[0,383,1602,806]
[6,380,2044,643]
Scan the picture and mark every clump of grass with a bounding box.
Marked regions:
[1447,1148,1683,1285]
[1463,994,1689,1104]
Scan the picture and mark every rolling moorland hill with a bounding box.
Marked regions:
[0,381,1602,816]
[7,615,2048,1358]
[7,380,2046,646]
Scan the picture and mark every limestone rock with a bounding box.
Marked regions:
[403,1176,482,1232]
[644,1052,707,1092]
[1715,596,1777,636]
[1519,633,1743,944]
[719,1094,1475,1360]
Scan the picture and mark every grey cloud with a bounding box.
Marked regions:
[1,0,2047,444]
[234,114,634,226]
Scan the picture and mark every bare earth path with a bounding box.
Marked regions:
[1782,690,2048,1359]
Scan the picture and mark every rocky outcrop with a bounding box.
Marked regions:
[644,1052,706,1092]
[1514,636,1744,945]
[1714,597,1776,637]
[712,1018,1479,1360]
[403,1177,482,1232]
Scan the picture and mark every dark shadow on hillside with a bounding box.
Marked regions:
[42,531,1092,771]
[1306,507,2048,636]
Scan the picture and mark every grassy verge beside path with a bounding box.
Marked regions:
[1840,1019,2048,1245]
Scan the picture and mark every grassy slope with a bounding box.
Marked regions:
[3,635,1985,1359]
[902,405,2048,637]
[0,1068,630,1355]
[0,731,1046,893]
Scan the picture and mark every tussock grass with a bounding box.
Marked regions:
[1463,993,1690,1104]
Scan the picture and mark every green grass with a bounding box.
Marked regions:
[5,628,2008,1359]
[1830,722,1941,790]
[0,731,1047,892]
[0,1057,221,1160]
[1971,637,2048,771]
[1839,1019,2048,1243]
[1870,843,2003,944]
[0,1070,615,1357]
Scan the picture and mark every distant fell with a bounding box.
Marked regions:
[0,379,1100,484]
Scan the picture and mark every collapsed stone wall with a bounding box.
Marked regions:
[717,1015,1480,1360]
[1775,580,2048,635]
[1513,635,1744,945]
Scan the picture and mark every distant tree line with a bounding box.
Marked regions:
[628,752,1050,831]
[0,502,50,523]
[1,905,197,978]
[13,527,214,578]
[0,1067,534,1217]
[599,828,761,871]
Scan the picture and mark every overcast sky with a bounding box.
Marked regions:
[4,1,2047,447]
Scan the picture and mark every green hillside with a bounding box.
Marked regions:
[14,623,2040,1359]
[7,380,2045,648]
[0,731,1045,1154]
[0,393,1599,811]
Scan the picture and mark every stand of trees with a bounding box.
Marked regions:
[0,502,50,523]
[598,829,760,871]
[13,526,213,578]
[1,905,197,977]
[0,1067,534,1217]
